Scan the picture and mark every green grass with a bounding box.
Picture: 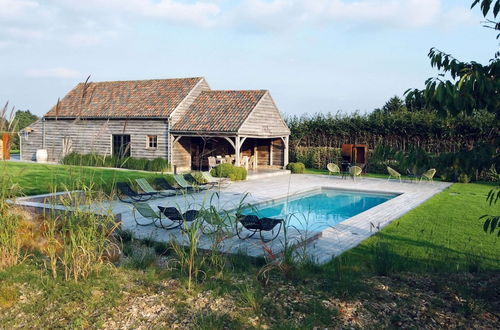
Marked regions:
[334,182,499,273]
[1,161,167,196]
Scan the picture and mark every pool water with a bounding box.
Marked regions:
[241,189,397,232]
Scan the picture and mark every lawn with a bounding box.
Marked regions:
[337,182,499,273]
[1,161,167,196]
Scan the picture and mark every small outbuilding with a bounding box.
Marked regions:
[20,77,290,172]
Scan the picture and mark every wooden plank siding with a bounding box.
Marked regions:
[21,119,169,162]
[271,138,284,166]
[172,137,192,172]
[238,92,290,137]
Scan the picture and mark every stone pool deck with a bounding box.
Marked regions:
[96,174,451,264]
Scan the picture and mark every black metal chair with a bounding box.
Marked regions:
[236,214,283,242]
[116,182,154,203]
[132,202,182,230]
[157,206,201,227]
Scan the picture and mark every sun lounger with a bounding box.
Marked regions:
[236,214,283,242]
[173,174,208,191]
[116,182,154,203]
[132,202,182,230]
[135,178,175,197]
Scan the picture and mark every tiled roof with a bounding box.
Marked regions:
[44,77,203,118]
[172,90,267,133]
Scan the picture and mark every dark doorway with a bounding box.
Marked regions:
[113,134,131,158]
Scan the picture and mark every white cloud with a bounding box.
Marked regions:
[0,0,39,20]
[67,31,118,47]
[234,0,442,29]
[25,67,82,79]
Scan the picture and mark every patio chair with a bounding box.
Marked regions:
[387,166,402,183]
[208,156,217,171]
[349,166,363,182]
[327,163,340,175]
[116,182,154,203]
[132,202,182,230]
[420,168,436,182]
[135,178,176,197]
[235,214,283,242]
[173,174,208,191]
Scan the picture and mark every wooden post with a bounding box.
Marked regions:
[235,136,241,166]
[269,139,273,166]
[284,136,289,167]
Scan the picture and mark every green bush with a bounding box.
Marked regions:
[61,152,170,172]
[210,163,247,181]
[286,162,305,174]
[458,173,471,184]
[148,157,170,172]
[122,157,149,170]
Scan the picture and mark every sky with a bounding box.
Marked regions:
[0,0,497,117]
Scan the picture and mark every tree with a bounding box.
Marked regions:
[382,96,407,114]
[10,110,39,150]
[405,0,499,117]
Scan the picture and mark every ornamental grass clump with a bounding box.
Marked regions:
[0,168,26,270]
[42,185,120,282]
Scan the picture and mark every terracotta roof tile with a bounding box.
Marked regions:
[172,90,267,133]
[44,78,202,118]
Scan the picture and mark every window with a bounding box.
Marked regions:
[147,135,158,149]
[112,134,131,158]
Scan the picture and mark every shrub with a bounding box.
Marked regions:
[210,163,247,181]
[191,172,206,184]
[148,157,170,172]
[61,153,170,172]
[458,173,471,183]
[286,162,305,174]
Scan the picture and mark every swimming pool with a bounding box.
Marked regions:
[241,188,398,232]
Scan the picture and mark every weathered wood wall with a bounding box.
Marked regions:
[20,119,169,162]
[172,137,191,172]
[271,138,284,166]
[238,92,290,137]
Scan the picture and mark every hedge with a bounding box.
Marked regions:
[61,152,170,172]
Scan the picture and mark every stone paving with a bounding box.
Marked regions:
[99,174,451,264]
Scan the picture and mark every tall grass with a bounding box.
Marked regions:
[0,168,26,269]
[42,185,120,281]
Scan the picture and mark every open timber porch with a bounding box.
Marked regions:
[170,133,290,172]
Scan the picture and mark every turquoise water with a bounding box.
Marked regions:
[241,189,397,232]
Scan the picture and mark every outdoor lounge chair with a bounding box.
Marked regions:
[190,173,217,188]
[349,166,363,181]
[420,168,436,182]
[387,166,402,183]
[157,206,202,228]
[135,178,176,197]
[154,177,186,193]
[236,214,283,242]
[132,202,182,230]
[327,163,340,175]
[116,182,154,203]
[202,171,230,186]
[173,174,208,191]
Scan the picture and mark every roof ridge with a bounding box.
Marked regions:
[201,89,267,93]
[75,77,204,85]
